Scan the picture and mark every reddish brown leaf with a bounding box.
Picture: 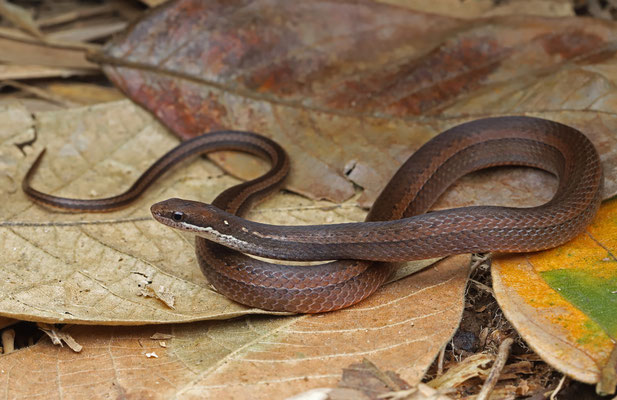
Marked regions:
[98,0,617,205]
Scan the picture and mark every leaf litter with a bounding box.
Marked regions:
[1,0,617,398]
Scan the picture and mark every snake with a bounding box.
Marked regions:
[23,116,603,313]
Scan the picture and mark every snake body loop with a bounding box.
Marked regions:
[23,117,603,313]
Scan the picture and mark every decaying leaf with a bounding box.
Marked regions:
[99,0,617,206]
[493,199,617,388]
[0,255,470,399]
[4,2,617,397]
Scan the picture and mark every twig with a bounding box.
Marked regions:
[470,253,490,273]
[550,375,566,400]
[476,338,514,400]
[437,345,446,376]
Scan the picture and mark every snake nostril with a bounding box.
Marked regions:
[172,211,184,221]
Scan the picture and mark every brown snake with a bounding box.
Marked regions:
[23,117,603,313]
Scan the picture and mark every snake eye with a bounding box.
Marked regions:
[172,211,184,222]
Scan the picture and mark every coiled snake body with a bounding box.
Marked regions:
[24,117,603,313]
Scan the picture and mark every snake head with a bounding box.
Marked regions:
[150,198,233,234]
[151,198,270,255]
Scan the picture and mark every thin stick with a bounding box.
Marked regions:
[550,375,566,400]
[437,345,446,376]
[470,253,490,273]
[476,338,514,400]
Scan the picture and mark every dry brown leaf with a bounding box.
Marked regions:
[0,255,469,399]
[7,2,615,397]
[1,100,441,324]
[99,0,617,206]
[1,96,469,397]
[2,100,615,326]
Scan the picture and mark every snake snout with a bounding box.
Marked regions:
[151,198,195,225]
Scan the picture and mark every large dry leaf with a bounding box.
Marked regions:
[98,0,617,205]
[5,99,612,326]
[492,199,617,386]
[1,101,442,324]
[2,98,469,398]
[0,255,470,400]
[6,1,616,397]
